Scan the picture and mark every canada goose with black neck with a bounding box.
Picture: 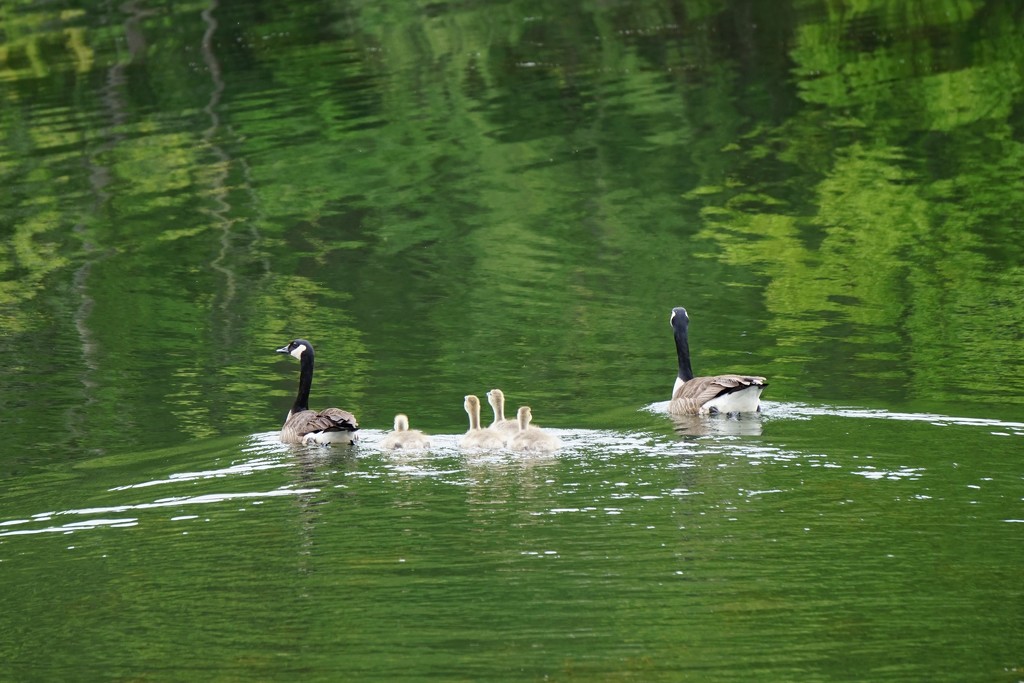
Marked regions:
[276,339,359,444]
[668,307,766,415]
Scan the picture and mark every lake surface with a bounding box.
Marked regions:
[2,0,1022,680]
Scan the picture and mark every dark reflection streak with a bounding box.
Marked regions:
[201,0,241,335]
[201,5,271,289]
[198,1,309,559]
[68,0,153,454]
[121,0,158,61]
[291,451,354,569]
[237,155,272,278]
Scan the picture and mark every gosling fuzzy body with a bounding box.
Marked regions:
[460,395,506,449]
[509,406,561,452]
[486,389,520,441]
[380,413,430,450]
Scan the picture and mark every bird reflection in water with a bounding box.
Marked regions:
[669,412,764,437]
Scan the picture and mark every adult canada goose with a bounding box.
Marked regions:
[276,339,359,445]
[379,413,430,450]
[668,307,767,415]
[460,395,506,449]
[509,406,561,452]
[485,389,520,440]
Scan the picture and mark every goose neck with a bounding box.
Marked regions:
[293,352,314,413]
[674,325,695,382]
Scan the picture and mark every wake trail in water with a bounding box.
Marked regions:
[5,405,1017,540]
[761,401,1024,433]
[644,400,1023,435]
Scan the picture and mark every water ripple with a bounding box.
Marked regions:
[0,487,319,538]
[109,455,291,491]
[760,401,1024,433]
[3,401,1014,542]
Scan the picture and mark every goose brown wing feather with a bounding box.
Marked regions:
[670,375,767,414]
[289,408,359,436]
[318,408,359,431]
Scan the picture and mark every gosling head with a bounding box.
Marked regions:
[464,395,480,413]
[486,388,505,407]
[276,339,313,360]
[517,405,533,429]
[393,414,410,431]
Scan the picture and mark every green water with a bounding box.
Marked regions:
[2,0,1023,680]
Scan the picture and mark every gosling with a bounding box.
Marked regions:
[379,414,431,450]
[460,395,506,449]
[486,388,520,442]
[509,406,561,452]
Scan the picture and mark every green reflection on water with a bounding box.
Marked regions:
[1,0,1023,680]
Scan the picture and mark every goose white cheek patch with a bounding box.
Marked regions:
[290,346,306,360]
